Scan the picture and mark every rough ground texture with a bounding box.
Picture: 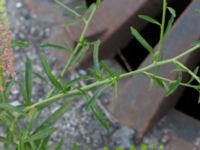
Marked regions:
[4,0,197,150]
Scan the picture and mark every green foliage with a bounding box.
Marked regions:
[25,57,32,105]
[1,0,200,149]
[130,27,154,54]
[39,54,64,91]
[40,43,71,52]
[90,104,109,129]
[11,41,30,48]
[166,72,182,96]
[165,7,176,35]
[138,15,161,26]
[195,9,200,14]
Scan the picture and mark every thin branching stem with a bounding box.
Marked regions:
[156,0,167,60]
[61,4,97,77]
[143,72,199,89]
[47,4,98,97]
[25,44,200,111]
[174,60,200,84]
[54,0,81,18]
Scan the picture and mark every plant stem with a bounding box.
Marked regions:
[25,45,200,111]
[61,4,97,77]
[174,60,200,84]
[143,72,198,89]
[54,0,81,18]
[47,4,98,97]
[155,0,167,60]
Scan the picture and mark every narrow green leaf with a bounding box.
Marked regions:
[40,43,70,52]
[25,57,32,104]
[33,71,49,83]
[116,146,123,150]
[54,0,81,18]
[0,136,14,145]
[73,143,78,150]
[90,104,109,129]
[148,75,168,90]
[138,15,161,26]
[150,144,155,150]
[4,80,14,100]
[89,68,103,80]
[187,66,199,84]
[165,7,176,35]
[148,78,155,91]
[103,147,109,150]
[35,102,72,133]
[159,145,164,150]
[192,40,200,47]
[29,142,37,150]
[20,84,28,104]
[39,54,63,91]
[72,44,90,66]
[11,41,29,48]
[63,21,79,27]
[93,40,101,73]
[83,2,96,18]
[38,136,50,150]
[167,7,176,17]
[101,61,113,76]
[141,144,147,150]
[66,76,92,87]
[165,16,174,35]
[114,79,119,97]
[96,0,101,6]
[195,9,200,14]
[166,72,182,96]
[0,104,24,114]
[0,112,11,129]
[85,86,107,109]
[26,128,56,142]
[130,27,153,54]
[26,108,39,125]
[198,91,200,104]
[55,138,64,150]
[130,145,136,150]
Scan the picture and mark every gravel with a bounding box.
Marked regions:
[5,0,119,149]
[4,0,193,150]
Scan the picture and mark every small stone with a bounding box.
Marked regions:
[194,137,200,146]
[111,126,135,149]
[161,134,170,144]
[143,137,150,144]
[16,2,22,8]
[11,101,20,106]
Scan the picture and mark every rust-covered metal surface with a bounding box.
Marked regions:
[108,0,200,141]
[24,0,200,146]
[25,0,163,67]
[76,0,163,67]
[24,0,86,63]
[161,110,200,150]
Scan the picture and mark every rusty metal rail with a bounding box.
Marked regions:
[24,0,200,149]
[160,109,200,150]
[108,0,200,142]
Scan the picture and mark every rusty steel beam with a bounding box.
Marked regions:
[108,0,200,141]
[24,0,86,64]
[25,0,163,67]
[161,110,200,150]
[66,0,163,67]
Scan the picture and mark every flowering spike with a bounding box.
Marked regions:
[0,0,15,92]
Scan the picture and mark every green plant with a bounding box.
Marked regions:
[0,0,200,149]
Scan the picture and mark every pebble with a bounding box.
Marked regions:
[111,126,135,149]
[16,2,22,8]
